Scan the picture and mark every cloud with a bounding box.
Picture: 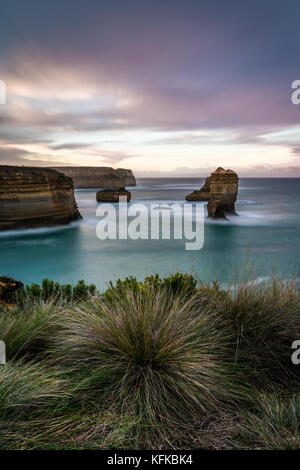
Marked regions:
[291,146,300,157]
[69,148,139,165]
[0,1,300,174]
[0,146,72,166]
[135,164,300,178]
[51,142,94,150]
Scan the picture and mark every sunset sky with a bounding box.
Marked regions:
[0,0,300,177]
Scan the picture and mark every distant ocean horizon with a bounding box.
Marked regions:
[0,177,299,289]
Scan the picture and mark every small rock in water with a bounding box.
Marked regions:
[96,187,131,203]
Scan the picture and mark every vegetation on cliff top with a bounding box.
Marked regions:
[0,273,299,450]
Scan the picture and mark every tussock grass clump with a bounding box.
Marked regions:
[0,360,71,450]
[238,392,300,449]
[220,277,300,389]
[0,360,65,420]
[0,273,299,449]
[52,286,245,447]
[0,297,65,361]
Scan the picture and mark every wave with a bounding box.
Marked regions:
[132,184,201,191]
[237,200,260,205]
[239,187,262,190]
[224,276,271,290]
[2,238,63,247]
[75,188,100,192]
[205,210,284,227]
[77,199,97,208]
[82,200,282,228]
[0,220,82,239]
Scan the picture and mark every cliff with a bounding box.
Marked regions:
[50,166,136,188]
[0,166,82,231]
[186,167,239,218]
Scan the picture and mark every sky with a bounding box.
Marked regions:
[0,0,300,177]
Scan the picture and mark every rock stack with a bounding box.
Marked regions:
[0,166,82,231]
[186,167,239,218]
[96,187,131,203]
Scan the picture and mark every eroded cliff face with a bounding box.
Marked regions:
[51,166,136,188]
[0,166,82,231]
[185,176,211,201]
[186,167,239,218]
[207,168,238,218]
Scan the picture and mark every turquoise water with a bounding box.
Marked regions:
[0,178,299,289]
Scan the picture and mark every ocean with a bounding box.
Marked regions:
[0,178,299,289]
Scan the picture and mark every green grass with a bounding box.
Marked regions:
[237,392,300,449]
[0,273,299,449]
[0,298,64,360]
[223,277,300,389]
[51,286,247,448]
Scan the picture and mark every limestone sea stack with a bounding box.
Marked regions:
[0,166,82,231]
[51,166,136,188]
[96,188,131,203]
[186,167,239,218]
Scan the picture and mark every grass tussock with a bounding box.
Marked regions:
[0,297,65,361]
[52,287,246,447]
[237,392,300,449]
[0,273,299,449]
[223,277,300,389]
[0,360,67,422]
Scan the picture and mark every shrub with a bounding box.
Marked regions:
[102,276,142,304]
[73,280,96,301]
[102,272,197,305]
[145,272,197,297]
[17,278,97,306]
